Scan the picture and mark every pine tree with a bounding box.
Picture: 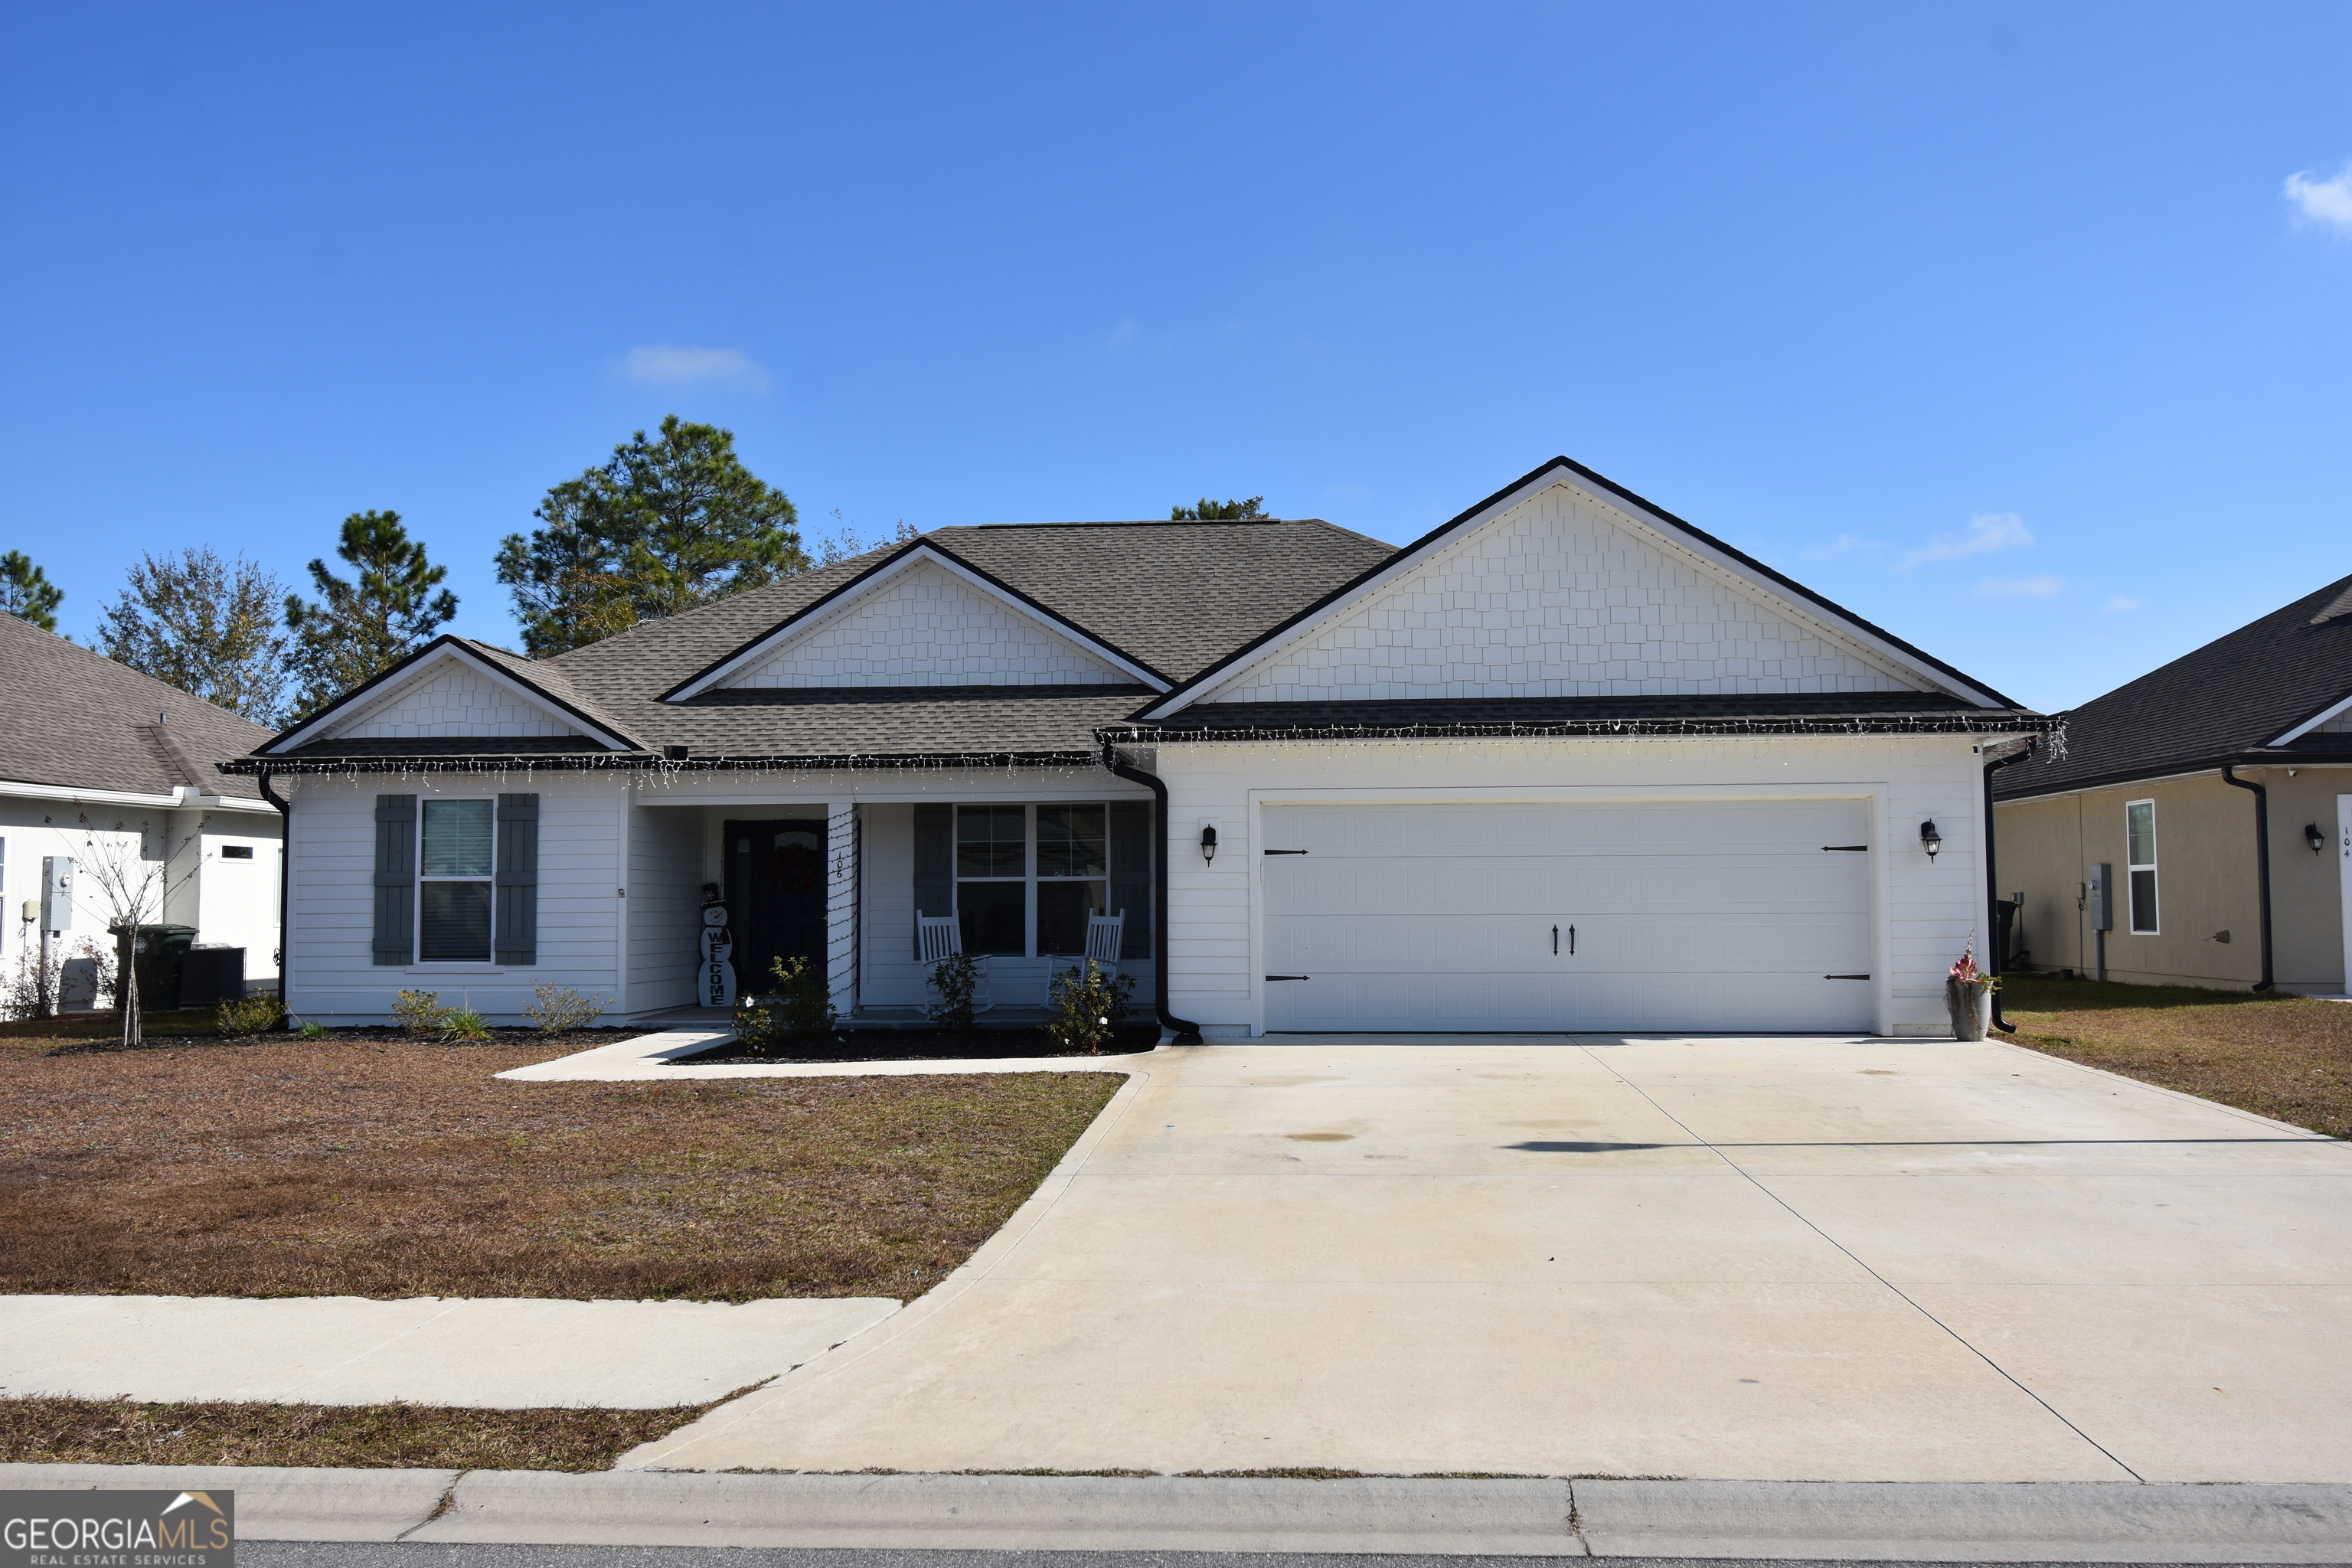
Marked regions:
[1,550,64,632]
[283,511,459,717]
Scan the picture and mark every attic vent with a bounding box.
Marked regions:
[2310,584,2352,626]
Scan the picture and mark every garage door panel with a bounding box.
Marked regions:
[1261,800,1873,1033]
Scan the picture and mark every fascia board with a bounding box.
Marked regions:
[0,779,271,812]
[1139,458,2009,720]
[264,639,636,755]
[2268,689,2352,746]
[662,544,1171,701]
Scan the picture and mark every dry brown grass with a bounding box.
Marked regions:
[0,1038,1122,1301]
[0,1394,714,1471]
[2004,975,2352,1138]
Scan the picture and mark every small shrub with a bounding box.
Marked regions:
[526,984,606,1034]
[391,989,447,1035]
[439,1008,492,1041]
[733,957,836,1054]
[1044,959,1134,1054]
[214,992,287,1037]
[925,952,980,1031]
[296,1020,329,1039]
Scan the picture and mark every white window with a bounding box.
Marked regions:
[419,799,495,962]
[2125,799,2158,935]
[952,803,1117,959]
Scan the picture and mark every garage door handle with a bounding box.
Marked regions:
[1824,973,1871,980]
[1264,849,1309,856]
[1265,974,1310,982]
[1821,844,1869,852]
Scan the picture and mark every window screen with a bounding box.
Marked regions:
[420,800,495,961]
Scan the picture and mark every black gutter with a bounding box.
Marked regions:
[257,769,292,1030]
[1995,746,2352,806]
[1983,743,2030,1033]
[2220,766,2276,992]
[1098,737,1204,1044]
[1104,714,2064,745]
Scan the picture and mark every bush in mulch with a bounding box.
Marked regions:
[675,1024,1161,1066]
[0,1393,720,1471]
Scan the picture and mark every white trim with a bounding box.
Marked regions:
[664,546,1171,701]
[2269,690,2352,746]
[1140,470,2002,720]
[0,779,279,815]
[2125,797,2160,936]
[2337,794,2350,998]
[264,644,635,755]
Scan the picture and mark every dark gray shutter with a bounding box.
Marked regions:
[495,792,539,966]
[372,795,416,966]
[912,803,952,957]
[1109,801,1152,959]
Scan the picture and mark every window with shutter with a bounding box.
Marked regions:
[911,804,952,958]
[495,793,539,965]
[372,795,416,965]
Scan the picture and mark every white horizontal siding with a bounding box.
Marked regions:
[629,802,703,1015]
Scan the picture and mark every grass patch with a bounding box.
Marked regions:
[0,1039,1124,1301]
[2003,975,2352,1138]
[0,1393,716,1471]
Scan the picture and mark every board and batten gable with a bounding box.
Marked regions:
[1152,732,1991,1037]
[717,560,1133,689]
[318,652,588,740]
[1197,482,1932,704]
[281,772,625,1024]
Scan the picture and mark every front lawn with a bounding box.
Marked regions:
[2001,975,2352,1139]
[0,1038,1122,1301]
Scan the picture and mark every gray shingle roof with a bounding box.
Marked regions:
[1994,570,2352,801]
[0,610,277,799]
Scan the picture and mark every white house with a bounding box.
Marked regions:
[228,459,2056,1037]
[1,612,283,1004]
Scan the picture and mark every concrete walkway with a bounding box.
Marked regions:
[495,1027,1152,1082]
[10,1465,2352,1560]
[0,1295,897,1408]
[623,1034,2352,1481]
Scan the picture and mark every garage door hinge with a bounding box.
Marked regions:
[1821,844,1869,851]
[1263,848,1309,855]
[1824,973,1871,980]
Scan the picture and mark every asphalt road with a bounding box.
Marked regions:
[247,1548,2243,1568]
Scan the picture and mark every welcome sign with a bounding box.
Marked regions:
[2,1489,234,1568]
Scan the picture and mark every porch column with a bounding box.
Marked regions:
[826,802,857,1016]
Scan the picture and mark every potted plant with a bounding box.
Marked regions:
[1945,936,1998,1041]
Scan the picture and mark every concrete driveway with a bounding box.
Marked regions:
[630,1035,2352,1481]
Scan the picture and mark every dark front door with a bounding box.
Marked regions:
[725,818,827,995]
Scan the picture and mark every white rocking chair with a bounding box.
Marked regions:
[916,912,992,1014]
[1083,910,1125,979]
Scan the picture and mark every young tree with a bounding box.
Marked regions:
[812,510,920,567]
[2,550,64,632]
[1170,496,1267,521]
[497,415,803,652]
[98,547,290,724]
[283,511,459,718]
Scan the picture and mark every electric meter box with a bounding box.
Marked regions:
[2087,863,2113,934]
[40,857,73,932]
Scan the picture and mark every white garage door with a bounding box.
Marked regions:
[1262,800,1874,1033]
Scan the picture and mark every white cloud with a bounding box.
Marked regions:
[1977,574,2063,597]
[2105,595,2143,612]
[1902,512,2033,568]
[1799,533,1885,561]
[621,345,769,391]
[2284,164,2352,232]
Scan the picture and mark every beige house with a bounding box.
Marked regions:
[1994,573,2352,995]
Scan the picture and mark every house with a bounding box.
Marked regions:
[227,458,2054,1037]
[0,611,283,1003]
[1993,573,2352,996]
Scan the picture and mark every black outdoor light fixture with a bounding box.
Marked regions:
[2308,822,2328,854]
[1919,819,1943,861]
[1200,824,1218,864]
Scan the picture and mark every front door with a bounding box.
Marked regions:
[725,818,828,996]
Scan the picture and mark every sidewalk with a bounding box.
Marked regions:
[8,1465,2352,1560]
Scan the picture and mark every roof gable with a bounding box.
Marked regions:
[265,638,639,756]
[1142,459,2008,720]
[664,544,1169,700]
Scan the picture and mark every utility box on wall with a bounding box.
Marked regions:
[2087,863,2114,933]
[40,857,73,932]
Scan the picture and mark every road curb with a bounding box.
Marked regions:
[0,1463,457,1543]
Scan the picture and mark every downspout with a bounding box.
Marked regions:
[2220,765,2276,992]
[1099,738,1204,1044]
[258,769,292,1029]
[1982,743,2031,1033]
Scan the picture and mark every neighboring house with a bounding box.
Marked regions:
[227,458,2053,1037]
[1994,573,2352,996]
[0,611,283,998]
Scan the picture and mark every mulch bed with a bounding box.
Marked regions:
[0,1393,715,1471]
[678,1024,1161,1066]
[36,1026,636,1059]
[2003,975,2352,1139]
[0,1039,1123,1302]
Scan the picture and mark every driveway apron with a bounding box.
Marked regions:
[630,1037,2352,1481]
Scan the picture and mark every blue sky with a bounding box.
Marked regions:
[3,2,2347,712]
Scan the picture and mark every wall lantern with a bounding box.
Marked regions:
[2307,822,2328,854]
[1199,825,1219,864]
[1919,820,1942,861]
